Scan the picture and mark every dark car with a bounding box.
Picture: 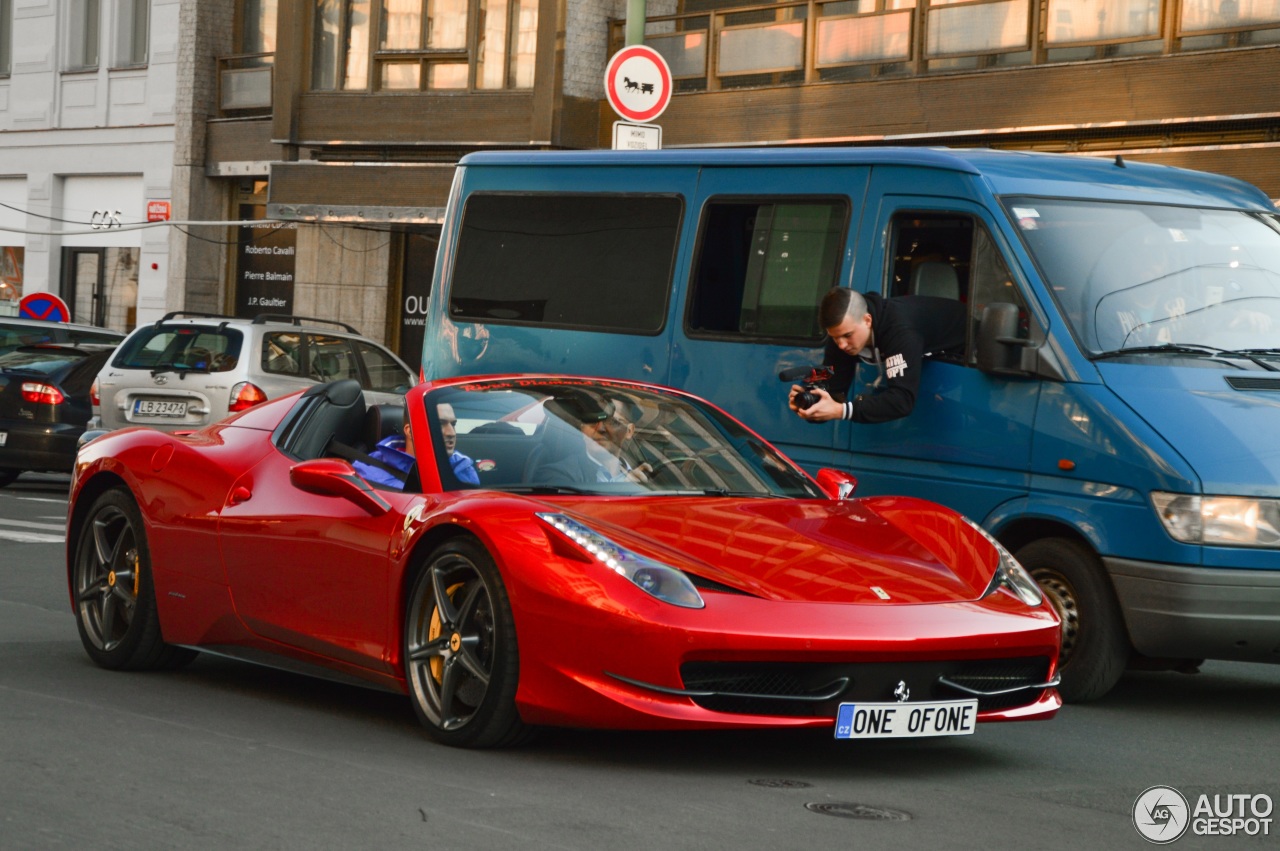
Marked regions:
[0,316,125,356]
[0,343,117,487]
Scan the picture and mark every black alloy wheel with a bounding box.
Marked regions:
[72,488,195,670]
[403,538,526,748]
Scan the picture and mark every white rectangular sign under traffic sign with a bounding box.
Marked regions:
[613,121,662,151]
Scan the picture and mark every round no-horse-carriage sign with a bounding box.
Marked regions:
[604,45,673,124]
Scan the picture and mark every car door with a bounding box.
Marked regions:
[671,165,871,471]
[353,338,416,403]
[843,181,1042,521]
[217,444,416,674]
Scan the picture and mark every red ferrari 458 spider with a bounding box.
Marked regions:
[68,375,1061,748]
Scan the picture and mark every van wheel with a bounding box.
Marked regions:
[1016,538,1129,703]
[0,470,19,488]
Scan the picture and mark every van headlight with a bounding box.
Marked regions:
[1151,492,1280,548]
[964,518,1043,607]
[537,513,705,609]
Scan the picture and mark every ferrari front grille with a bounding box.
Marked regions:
[668,657,1053,717]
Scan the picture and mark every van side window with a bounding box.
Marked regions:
[886,211,1027,363]
[449,194,682,334]
[887,212,973,300]
[688,200,847,341]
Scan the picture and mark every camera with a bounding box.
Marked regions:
[779,365,836,410]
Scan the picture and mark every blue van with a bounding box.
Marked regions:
[421,147,1280,702]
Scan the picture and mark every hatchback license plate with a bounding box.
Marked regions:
[134,399,187,418]
[834,699,979,739]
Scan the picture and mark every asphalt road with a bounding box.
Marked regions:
[2,472,1278,851]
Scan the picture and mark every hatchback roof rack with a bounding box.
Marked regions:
[252,314,360,334]
[157,311,236,325]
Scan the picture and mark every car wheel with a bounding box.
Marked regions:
[71,488,196,671]
[1017,537,1129,703]
[403,538,527,748]
[0,470,19,488]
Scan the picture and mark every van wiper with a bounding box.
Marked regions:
[1094,343,1279,371]
[1093,343,1228,360]
[1221,349,1280,371]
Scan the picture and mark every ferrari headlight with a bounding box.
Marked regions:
[536,513,705,609]
[1151,492,1280,548]
[965,518,1043,607]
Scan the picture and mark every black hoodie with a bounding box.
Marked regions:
[825,292,966,424]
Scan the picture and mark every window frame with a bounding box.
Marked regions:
[114,0,149,68]
[683,194,852,346]
[65,0,101,72]
[312,0,540,91]
[1,0,12,77]
[884,207,1033,366]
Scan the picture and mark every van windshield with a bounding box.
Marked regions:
[1004,197,1280,357]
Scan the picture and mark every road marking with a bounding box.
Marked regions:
[0,529,64,543]
[0,518,66,532]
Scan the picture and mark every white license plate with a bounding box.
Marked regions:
[0,431,6,446]
[834,699,979,740]
[134,399,188,418]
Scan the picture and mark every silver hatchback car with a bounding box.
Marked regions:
[92,312,416,432]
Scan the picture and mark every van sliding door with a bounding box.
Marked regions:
[675,166,869,470]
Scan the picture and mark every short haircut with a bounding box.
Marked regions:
[819,288,868,329]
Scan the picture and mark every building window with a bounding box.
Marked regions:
[240,0,278,53]
[116,0,149,67]
[312,0,537,91]
[1,0,12,76]
[66,0,100,70]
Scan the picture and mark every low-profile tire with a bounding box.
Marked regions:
[71,488,196,671]
[403,538,528,748]
[0,469,19,488]
[1017,537,1129,703]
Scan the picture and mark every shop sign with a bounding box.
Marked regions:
[234,206,297,317]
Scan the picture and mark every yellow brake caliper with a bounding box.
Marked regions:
[428,583,465,682]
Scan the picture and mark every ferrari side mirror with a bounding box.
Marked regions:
[290,458,391,515]
[816,468,857,500]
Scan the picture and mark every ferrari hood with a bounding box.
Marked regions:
[553,496,997,604]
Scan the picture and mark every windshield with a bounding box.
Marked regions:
[425,379,822,498]
[0,347,88,374]
[113,325,243,372]
[1005,197,1280,356]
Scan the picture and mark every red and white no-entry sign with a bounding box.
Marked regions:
[604,45,672,124]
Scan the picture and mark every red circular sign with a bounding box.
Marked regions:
[18,292,72,323]
[604,46,673,124]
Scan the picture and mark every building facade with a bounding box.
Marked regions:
[14,0,1268,361]
[0,0,179,329]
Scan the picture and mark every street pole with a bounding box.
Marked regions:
[625,0,646,46]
